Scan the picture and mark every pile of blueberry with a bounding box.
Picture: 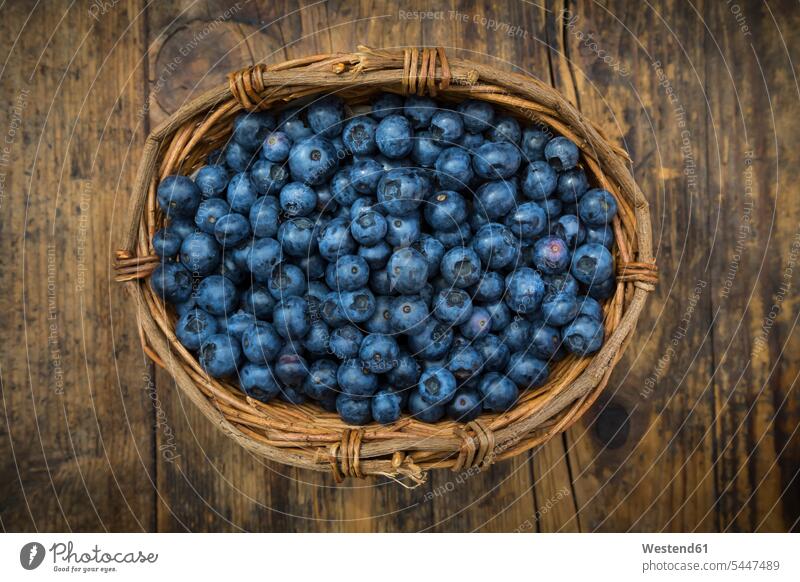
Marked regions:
[149,92,617,426]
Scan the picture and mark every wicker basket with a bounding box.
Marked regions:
[114,46,657,485]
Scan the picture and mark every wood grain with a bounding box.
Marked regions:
[0,0,797,533]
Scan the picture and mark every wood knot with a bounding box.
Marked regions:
[114,250,160,282]
[452,419,495,471]
[328,428,365,482]
[617,260,658,291]
[402,47,451,97]
[228,63,268,111]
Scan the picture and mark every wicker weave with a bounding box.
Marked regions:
[114,46,657,486]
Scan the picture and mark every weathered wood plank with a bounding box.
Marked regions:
[0,0,155,531]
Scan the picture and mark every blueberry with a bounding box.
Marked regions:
[475,179,518,220]
[586,276,616,300]
[458,99,495,133]
[385,213,421,247]
[506,353,549,389]
[557,167,589,203]
[349,158,384,193]
[342,116,378,155]
[409,320,453,360]
[576,295,604,321]
[571,243,614,285]
[176,307,218,350]
[425,190,468,232]
[521,128,549,160]
[485,300,512,329]
[303,359,339,400]
[358,240,392,269]
[446,388,482,422]
[417,367,457,405]
[471,271,505,303]
[262,131,292,162]
[472,142,521,180]
[277,106,313,141]
[501,317,532,352]
[434,147,473,191]
[429,110,464,143]
[152,227,182,258]
[387,351,421,389]
[275,351,309,387]
[272,296,310,340]
[544,136,580,170]
[388,247,429,294]
[488,115,521,144]
[433,288,473,325]
[240,363,281,402]
[232,111,275,150]
[301,319,330,356]
[504,267,544,314]
[336,394,372,425]
[268,263,307,299]
[479,372,519,412]
[529,322,561,360]
[351,211,387,246]
[196,275,238,316]
[475,334,510,372]
[562,315,604,355]
[404,96,437,128]
[217,310,256,340]
[327,325,361,360]
[541,291,578,326]
[533,235,571,275]
[408,389,445,423]
[369,267,393,296]
[472,223,520,270]
[249,196,280,238]
[370,92,403,119]
[330,254,370,291]
[460,306,492,340]
[459,131,485,152]
[412,130,444,167]
[169,217,197,240]
[359,333,399,374]
[251,159,289,196]
[578,188,618,226]
[225,141,256,172]
[372,389,402,424]
[288,136,338,185]
[540,196,563,219]
[317,217,356,261]
[326,170,357,207]
[227,173,260,214]
[214,213,250,247]
[447,345,483,383]
[440,246,482,288]
[411,234,445,277]
[307,95,345,138]
[279,384,307,404]
[337,359,378,397]
[157,175,201,218]
[278,217,318,257]
[389,294,429,335]
[180,231,221,276]
[338,288,376,323]
[585,224,615,248]
[553,214,586,248]
[375,114,413,159]
[246,237,282,282]
[364,295,394,334]
[543,272,580,296]
[377,168,424,216]
[199,333,242,378]
[279,182,317,217]
[194,198,230,234]
[521,160,557,200]
[195,165,229,198]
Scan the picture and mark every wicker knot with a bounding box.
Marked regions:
[113,249,160,282]
[328,428,365,482]
[402,47,451,96]
[452,420,496,472]
[617,261,659,292]
[229,63,269,111]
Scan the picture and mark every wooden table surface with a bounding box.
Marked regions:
[1,0,798,533]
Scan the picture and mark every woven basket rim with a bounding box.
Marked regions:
[115,47,656,485]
